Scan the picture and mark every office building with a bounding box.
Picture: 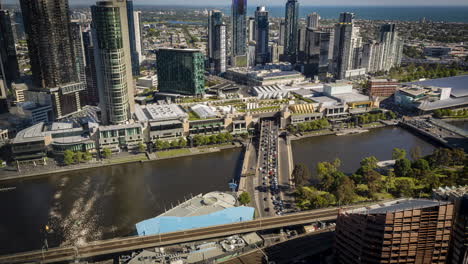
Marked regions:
[297,27,307,63]
[368,79,398,97]
[248,17,255,42]
[269,43,284,63]
[279,20,286,46]
[335,199,454,264]
[0,6,19,86]
[156,48,205,96]
[284,0,299,63]
[208,10,226,74]
[19,0,85,119]
[307,12,320,29]
[127,0,140,77]
[91,0,135,125]
[231,0,247,66]
[13,10,25,40]
[82,30,99,106]
[304,28,334,77]
[332,12,365,80]
[254,6,269,65]
[70,21,87,103]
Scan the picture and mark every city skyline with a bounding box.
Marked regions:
[3,0,468,6]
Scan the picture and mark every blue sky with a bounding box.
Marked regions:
[3,0,468,6]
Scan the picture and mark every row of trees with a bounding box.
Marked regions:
[391,64,460,82]
[434,109,468,118]
[286,119,330,133]
[293,147,467,210]
[63,150,93,165]
[192,132,234,147]
[351,111,396,125]
[154,138,187,151]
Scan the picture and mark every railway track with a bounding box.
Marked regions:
[0,209,339,264]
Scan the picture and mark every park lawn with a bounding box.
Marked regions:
[106,154,147,164]
[157,148,191,158]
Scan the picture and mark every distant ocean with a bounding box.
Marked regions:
[157,6,468,23]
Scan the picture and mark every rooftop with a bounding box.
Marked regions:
[332,92,371,103]
[160,192,237,218]
[417,96,468,111]
[134,103,187,122]
[408,75,468,98]
[348,199,450,215]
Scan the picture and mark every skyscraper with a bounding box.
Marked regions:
[297,27,307,63]
[208,10,226,74]
[82,30,99,106]
[19,0,85,118]
[133,11,144,64]
[127,0,140,77]
[332,12,364,80]
[279,20,286,46]
[254,6,269,65]
[248,17,255,43]
[307,12,320,29]
[231,0,247,66]
[0,5,19,88]
[284,0,299,63]
[304,28,334,77]
[379,24,403,71]
[92,0,135,125]
[156,48,205,96]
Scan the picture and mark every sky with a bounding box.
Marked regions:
[3,0,468,6]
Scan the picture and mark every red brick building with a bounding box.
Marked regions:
[369,79,399,97]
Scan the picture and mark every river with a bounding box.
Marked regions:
[292,126,437,178]
[0,126,438,255]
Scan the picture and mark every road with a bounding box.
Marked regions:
[0,208,341,264]
[277,137,293,205]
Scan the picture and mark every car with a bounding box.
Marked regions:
[264,197,268,201]
[265,208,270,212]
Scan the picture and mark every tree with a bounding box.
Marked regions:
[359,156,379,172]
[74,151,84,163]
[386,111,397,120]
[392,148,407,160]
[137,142,146,153]
[102,148,112,159]
[363,169,383,198]
[84,151,92,161]
[154,140,164,151]
[384,170,396,193]
[238,192,251,205]
[178,137,187,148]
[410,146,422,161]
[63,150,74,165]
[170,140,179,148]
[161,141,171,150]
[394,178,415,197]
[316,159,341,192]
[292,164,311,186]
[334,176,355,205]
[394,158,412,177]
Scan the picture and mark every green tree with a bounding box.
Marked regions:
[292,164,311,186]
[170,140,179,148]
[178,137,187,148]
[335,176,355,205]
[394,178,415,197]
[363,169,383,198]
[161,140,171,150]
[137,142,146,153]
[102,148,112,159]
[74,151,84,163]
[63,150,74,165]
[384,170,396,193]
[238,192,251,205]
[154,140,164,151]
[394,158,412,177]
[359,156,379,171]
[84,151,92,161]
[392,148,407,160]
[386,111,397,120]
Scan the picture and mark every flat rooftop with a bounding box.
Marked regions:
[160,192,236,218]
[333,92,371,103]
[134,103,187,122]
[349,199,450,215]
[408,75,468,98]
[417,96,468,111]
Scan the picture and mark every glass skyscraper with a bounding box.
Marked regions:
[231,0,247,66]
[156,48,205,96]
[126,0,140,77]
[255,6,269,65]
[208,10,226,74]
[91,0,135,125]
[284,0,299,63]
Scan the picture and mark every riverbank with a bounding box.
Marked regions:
[0,143,243,183]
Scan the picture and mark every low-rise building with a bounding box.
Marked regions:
[137,75,158,88]
[9,102,53,125]
[225,63,305,86]
[251,85,290,99]
[98,123,144,152]
[424,46,451,57]
[369,79,398,97]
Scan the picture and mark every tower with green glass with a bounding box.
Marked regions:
[91,0,135,125]
[156,48,205,96]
